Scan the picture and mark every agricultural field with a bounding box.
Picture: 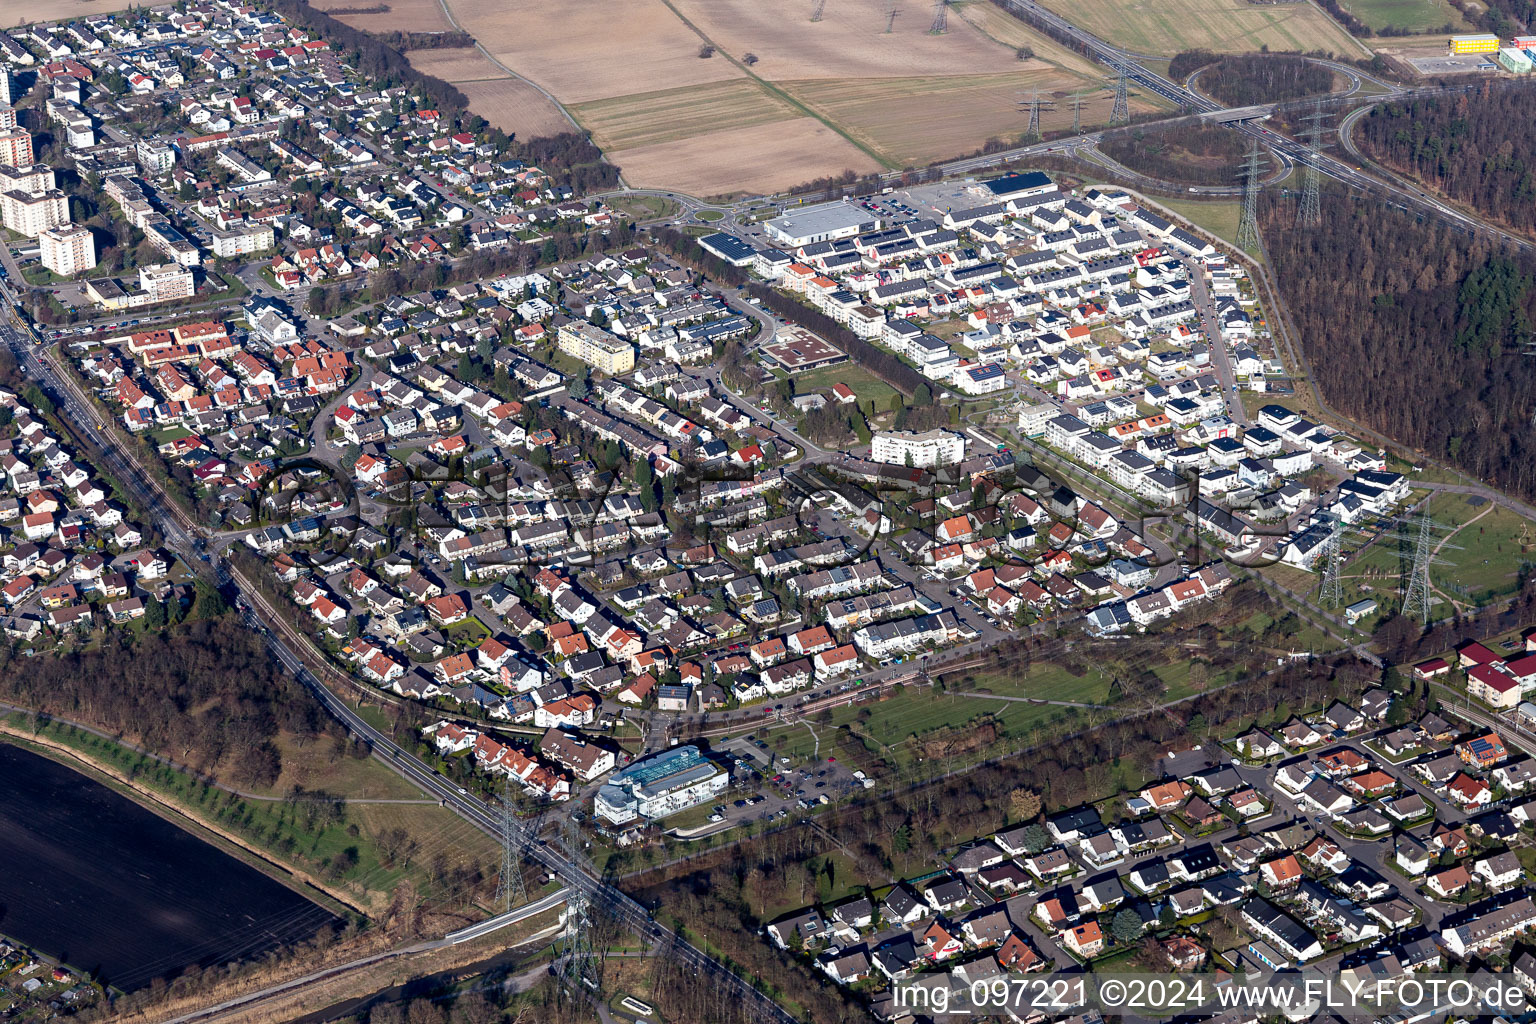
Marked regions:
[312,0,455,32]
[442,0,1122,194]
[571,80,800,153]
[404,48,574,140]
[457,78,574,139]
[783,72,1160,168]
[1033,0,1368,56]
[608,119,882,198]
[2,0,125,25]
[446,0,741,105]
[669,0,1073,80]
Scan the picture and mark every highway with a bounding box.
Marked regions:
[989,0,1533,251]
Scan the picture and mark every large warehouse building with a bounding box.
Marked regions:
[764,200,879,248]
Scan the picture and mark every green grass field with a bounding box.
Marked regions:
[1156,197,1258,253]
[1345,0,1467,33]
[1427,493,1535,606]
[789,362,901,409]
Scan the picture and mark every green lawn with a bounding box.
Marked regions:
[1427,493,1536,606]
[789,362,901,410]
[608,195,682,221]
[1350,0,1467,33]
[1155,198,1246,250]
[148,426,194,445]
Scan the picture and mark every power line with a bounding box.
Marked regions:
[556,815,599,997]
[1109,64,1129,125]
[1402,506,1435,622]
[885,2,899,31]
[1295,106,1329,229]
[1020,89,1053,141]
[1237,139,1264,252]
[1320,514,1344,609]
[929,0,948,34]
[494,782,525,913]
[811,0,826,21]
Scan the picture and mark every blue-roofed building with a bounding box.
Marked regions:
[698,232,758,266]
[981,171,1056,199]
[594,745,728,823]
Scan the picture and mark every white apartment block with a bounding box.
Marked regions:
[39,224,95,276]
[138,263,194,303]
[870,428,966,468]
[136,139,175,176]
[0,164,56,193]
[211,222,274,258]
[0,188,67,237]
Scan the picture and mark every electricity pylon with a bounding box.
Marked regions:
[493,783,524,912]
[1295,107,1329,229]
[1320,515,1344,609]
[1401,506,1434,622]
[1237,140,1264,252]
[929,0,948,34]
[1110,63,1129,124]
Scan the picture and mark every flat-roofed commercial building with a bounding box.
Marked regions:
[765,200,879,247]
[594,745,727,822]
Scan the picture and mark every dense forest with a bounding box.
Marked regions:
[1099,123,1252,186]
[1355,83,1536,236]
[1261,189,1536,499]
[1170,51,1336,106]
[1472,0,1536,36]
[0,615,331,786]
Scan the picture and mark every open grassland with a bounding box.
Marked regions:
[313,0,455,32]
[572,80,799,152]
[448,0,744,105]
[1425,493,1536,605]
[792,362,901,408]
[611,117,883,198]
[1348,0,1469,33]
[784,73,1161,167]
[1034,0,1367,55]
[443,0,1109,192]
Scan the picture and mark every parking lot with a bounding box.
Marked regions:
[717,734,872,823]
